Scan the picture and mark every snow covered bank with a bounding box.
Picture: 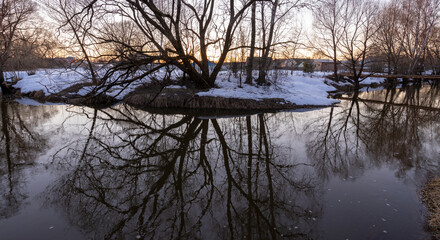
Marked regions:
[197,71,339,106]
[12,68,190,101]
[12,68,157,100]
[13,69,87,95]
[11,68,341,108]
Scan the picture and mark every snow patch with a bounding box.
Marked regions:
[197,71,339,106]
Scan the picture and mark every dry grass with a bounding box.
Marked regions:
[422,177,440,238]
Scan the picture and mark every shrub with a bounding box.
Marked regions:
[303,60,315,73]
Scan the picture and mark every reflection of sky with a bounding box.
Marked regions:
[0,167,84,240]
[320,168,427,240]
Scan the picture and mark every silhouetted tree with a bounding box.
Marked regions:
[0,0,36,94]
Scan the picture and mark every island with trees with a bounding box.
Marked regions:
[0,0,438,111]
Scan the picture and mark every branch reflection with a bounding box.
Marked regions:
[0,99,53,219]
[47,106,322,240]
[308,84,440,180]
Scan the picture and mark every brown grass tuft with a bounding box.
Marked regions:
[422,177,440,238]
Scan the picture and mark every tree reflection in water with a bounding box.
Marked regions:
[0,99,54,219]
[46,105,322,240]
[307,83,440,180]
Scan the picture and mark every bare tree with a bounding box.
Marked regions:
[399,0,440,75]
[245,2,257,85]
[312,0,379,87]
[312,0,345,81]
[426,26,440,74]
[255,0,279,85]
[255,0,307,85]
[375,0,405,75]
[375,0,440,75]
[244,0,304,85]
[45,0,99,84]
[89,0,259,89]
[338,0,379,87]
[7,22,57,73]
[0,0,35,94]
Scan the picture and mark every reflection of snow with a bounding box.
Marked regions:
[15,97,64,106]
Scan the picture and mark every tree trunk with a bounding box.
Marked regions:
[333,57,339,81]
[257,0,278,85]
[245,2,256,85]
[0,66,11,95]
[331,0,339,82]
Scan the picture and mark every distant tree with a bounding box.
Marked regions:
[0,0,36,94]
[312,0,379,88]
[399,0,439,75]
[375,0,404,75]
[312,50,326,59]
[238,26,248,86]
[426,26,440,74]
[303,60,314,73]
[375,0,440,75]
[8,23,57,73]
[280,23,303,64]
[256,0,306,85]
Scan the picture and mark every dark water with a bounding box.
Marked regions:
[1,84,439,240]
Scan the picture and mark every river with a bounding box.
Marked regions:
[1,83,439,239]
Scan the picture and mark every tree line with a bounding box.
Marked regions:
[313,0,440,86]
[0,0,439,94]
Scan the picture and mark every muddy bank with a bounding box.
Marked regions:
[124,87,301,110]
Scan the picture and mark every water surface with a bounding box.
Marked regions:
[1,84,439,239]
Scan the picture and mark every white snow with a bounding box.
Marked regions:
[13,69,90,95]
[197,71,339,106]
[12,68,161,100]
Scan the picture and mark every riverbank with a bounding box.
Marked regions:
[6,68,412,109]
[5,69,342,109]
